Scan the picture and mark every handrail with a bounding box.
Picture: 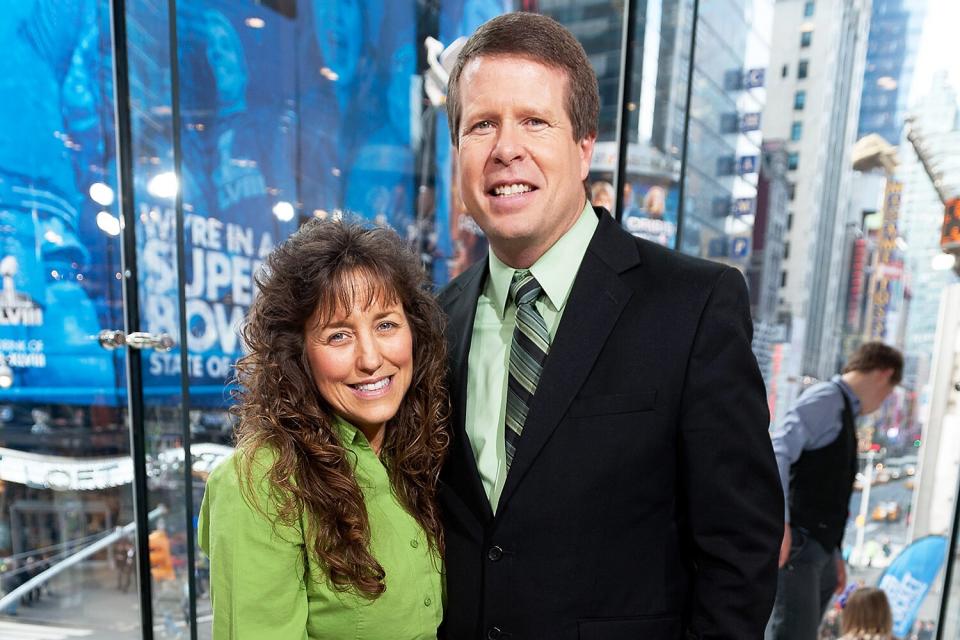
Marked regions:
[3,530,112,564]
[0,505,167,613]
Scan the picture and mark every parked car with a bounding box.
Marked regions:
[871,501,901,522]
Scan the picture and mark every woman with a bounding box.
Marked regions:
[839,587,894,640]
[198,219,449,639]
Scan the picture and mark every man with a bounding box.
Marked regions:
[766,342,903,640]
[438,13,783,639]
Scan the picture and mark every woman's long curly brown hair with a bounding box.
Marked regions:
[232,219,449,597]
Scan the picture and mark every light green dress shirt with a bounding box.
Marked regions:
[197,418,443,640]
[465,202,599,510]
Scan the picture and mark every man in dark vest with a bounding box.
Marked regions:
[766,341,903,639]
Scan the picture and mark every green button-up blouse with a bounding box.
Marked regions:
[197,419,443,640]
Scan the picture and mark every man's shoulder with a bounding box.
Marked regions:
[437,259,486,309]
[609,228,734,295]
[635,234,726,274]
[795,380,844,409]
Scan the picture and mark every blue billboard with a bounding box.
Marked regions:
[0,0,513,407]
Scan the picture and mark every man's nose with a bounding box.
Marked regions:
[492,123,525,165]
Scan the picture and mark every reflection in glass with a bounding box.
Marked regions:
[0,0,138,636]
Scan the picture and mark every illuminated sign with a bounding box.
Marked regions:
[0,443,234,490]
[847,238,866,330]
[740,112,762,132]
[733,198,755,216]
[737,155,759,175]
[866,181,902,341]
[744,68,765,89]
[731,236,751,258]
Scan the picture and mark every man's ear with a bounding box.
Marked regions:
[578,133,597,180]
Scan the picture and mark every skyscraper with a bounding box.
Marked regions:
[857,0,928,146]
[762,0,871,379]
[900,72,960,389]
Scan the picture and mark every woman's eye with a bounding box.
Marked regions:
[327,332,348,343]
[378,321,398,331]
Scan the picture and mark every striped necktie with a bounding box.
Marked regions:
[505,270,551,469]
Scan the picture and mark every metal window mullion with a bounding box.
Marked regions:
[674,0,700,252]
[612,0,637,223]
[166,1,198,638]
[109,1,154,637]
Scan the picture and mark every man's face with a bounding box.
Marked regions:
[455,55,595,267]
[861,368,897,415]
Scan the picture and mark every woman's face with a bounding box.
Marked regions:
[305,278,413,439]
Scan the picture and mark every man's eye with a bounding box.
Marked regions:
[527,118,547,127]
[472,120,493,131]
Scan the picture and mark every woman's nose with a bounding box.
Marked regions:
[356,333,384,373]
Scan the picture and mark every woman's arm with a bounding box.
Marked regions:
[198,454,309,640]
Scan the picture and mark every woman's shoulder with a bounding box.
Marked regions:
[206,444,278,498]
[205,443,300,525]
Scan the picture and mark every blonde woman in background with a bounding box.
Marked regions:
[840,587,894,640]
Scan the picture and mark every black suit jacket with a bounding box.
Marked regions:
[438,211,784,640]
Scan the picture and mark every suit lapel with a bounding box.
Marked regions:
[497,214,640,513]
[441,259,495,525]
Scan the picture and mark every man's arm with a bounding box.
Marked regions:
[678,268,784,638]
[770,380,847,565]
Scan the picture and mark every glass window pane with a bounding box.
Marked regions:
[678,0,767,273]
[0,1,141,636]
[794,90,806,110]
[124,1,198,636]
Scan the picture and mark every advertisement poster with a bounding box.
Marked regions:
[434,0,512,281]
[0,0,526,407]
[877,535,948,638]
[0,0,122,405]
[620,180,679,248]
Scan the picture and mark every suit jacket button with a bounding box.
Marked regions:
[487,626,502,640]
[487,545,503,561]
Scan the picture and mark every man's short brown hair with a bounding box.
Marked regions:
[446,12,600,147]
[842,341,904,385]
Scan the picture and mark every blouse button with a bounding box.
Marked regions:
[410,539,419,548]
[424,596,432,606]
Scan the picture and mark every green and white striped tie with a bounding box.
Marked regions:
[505,270,551,469]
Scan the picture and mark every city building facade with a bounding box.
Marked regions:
[762,0,871,380]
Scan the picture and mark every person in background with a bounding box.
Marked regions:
[198,220,449,639]
[589,180,615,212]
[839,587,893,640]
[767,341,903,640]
